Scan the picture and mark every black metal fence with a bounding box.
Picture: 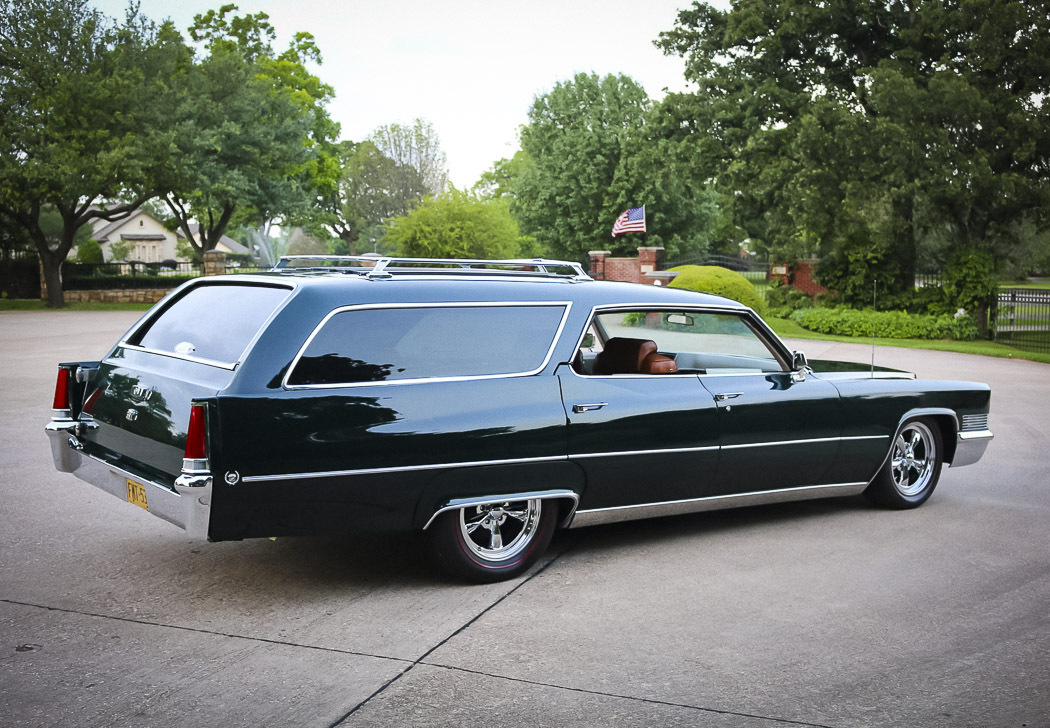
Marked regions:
[63,260,267,290]
[995,289,1050,353]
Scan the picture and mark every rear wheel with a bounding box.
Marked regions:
[427,498,557,583]
[864,419,944,509]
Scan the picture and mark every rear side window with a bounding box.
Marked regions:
[287,304,568,386]
[130,283,291,365]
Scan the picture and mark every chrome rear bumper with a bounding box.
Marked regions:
[45,420,211,539]
[952,429,994,468]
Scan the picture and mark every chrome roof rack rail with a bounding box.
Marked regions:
[272,255,592,281]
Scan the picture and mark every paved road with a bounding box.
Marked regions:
[2,311,1048,727]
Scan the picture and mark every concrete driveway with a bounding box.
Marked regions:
[1,311,1047,727]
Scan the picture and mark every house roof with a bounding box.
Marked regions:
[177,223,249,255]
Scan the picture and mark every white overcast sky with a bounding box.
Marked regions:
[91,0,703,188]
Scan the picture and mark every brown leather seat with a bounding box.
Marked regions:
[640,353,678,374]
[593,337,659,375]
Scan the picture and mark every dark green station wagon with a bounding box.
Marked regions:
[46,256,993,581]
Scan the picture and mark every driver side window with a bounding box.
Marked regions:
[574,310,784,376]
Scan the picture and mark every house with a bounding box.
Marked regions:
[89,211,248,262]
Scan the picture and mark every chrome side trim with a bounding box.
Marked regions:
[422,489,580,530]
[240,454,569,483]
[952,430,994,467]
[721,435,888,450]
[571,445,719,459]
[568,482,869,529]
[960,414,989,432]
[282,301,573,390]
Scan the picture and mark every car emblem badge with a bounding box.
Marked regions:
[131,385,153,402]
[125,408,139,422]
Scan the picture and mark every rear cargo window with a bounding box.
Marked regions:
[287,304,567,386]
[130,283,291,365]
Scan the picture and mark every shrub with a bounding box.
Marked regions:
[766,278,814,312]
[668,265,765,313]
[74,239,104,264]
[789,307,978,340]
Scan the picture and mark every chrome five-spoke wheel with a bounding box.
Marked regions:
[890,421,937,497]
[865,418,944,509]
[428,497,558,583]
[460,500,542,563]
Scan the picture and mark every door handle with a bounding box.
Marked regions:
[714,392,743,401]
[572,402,608,413]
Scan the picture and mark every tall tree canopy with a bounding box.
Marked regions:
[166,4,337,256]
[658,0,1050,310]
[368,118,448,197]
[513,72,718,262]
[0,0,178,306]
[323,140,427,254]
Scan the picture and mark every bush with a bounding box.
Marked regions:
[789,307,978,340]
[765,279,814,312]
[74,239,104,264]
[668,265,765,313]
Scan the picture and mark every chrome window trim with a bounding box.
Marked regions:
[115,278,298,371]
[115,343,240,371]
[422,489,581,530]
[567,303,793,378]
[568,481,870,528]
[241,454,569,483]
[282,300,573,390]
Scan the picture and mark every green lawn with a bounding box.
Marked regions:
[1000,281,1050,290]
[764,316,1050,364]
[0,299,152,312]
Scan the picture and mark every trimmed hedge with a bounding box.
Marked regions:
[668,265,765,313]
[789,307,978,340]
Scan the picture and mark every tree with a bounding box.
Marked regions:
[473,150,534,201]
[383,189,523,259]
[658,0,1050,317]
[0,0,181,306]
[369,119,448,196]
[165,5,332,256]
[513,73,718,262]
[323,140,427,254]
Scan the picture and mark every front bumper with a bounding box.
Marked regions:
[45,420,212,539]
[952,429,994,468]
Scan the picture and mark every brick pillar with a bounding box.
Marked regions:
[637,247,665,284]
[588,250,610,280]
[202,251,227,276]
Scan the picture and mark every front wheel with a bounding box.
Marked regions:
[427,498,557,583]
[864,419,944,509]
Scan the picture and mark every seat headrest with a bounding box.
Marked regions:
[593,337,658,375]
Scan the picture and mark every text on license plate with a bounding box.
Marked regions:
[126,478,149,511]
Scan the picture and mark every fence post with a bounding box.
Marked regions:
[202,251,226,276]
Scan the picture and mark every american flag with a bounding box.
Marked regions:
[612,206,646,237]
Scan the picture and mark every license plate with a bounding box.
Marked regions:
[126,478,149,511]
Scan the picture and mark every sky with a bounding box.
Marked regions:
[91,0,701,188]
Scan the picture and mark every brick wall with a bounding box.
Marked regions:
[770,258,827,296]
[64,289,171,304]
[589,247,665,285]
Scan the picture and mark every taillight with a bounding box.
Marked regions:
[52,368,71,412]
[185,404,208,460]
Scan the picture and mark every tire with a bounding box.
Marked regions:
[864,419,944,509]
[427,498,557,583]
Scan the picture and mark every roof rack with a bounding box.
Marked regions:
[272,255,592,281]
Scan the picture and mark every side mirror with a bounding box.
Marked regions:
[791,350,809,371]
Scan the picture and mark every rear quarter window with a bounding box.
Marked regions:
[287,304,568,386]
[129,283,292,366]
